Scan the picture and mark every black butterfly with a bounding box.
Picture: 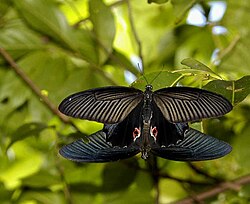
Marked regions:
[59,85,232,160]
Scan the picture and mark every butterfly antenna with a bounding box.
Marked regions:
[137,63,149,85]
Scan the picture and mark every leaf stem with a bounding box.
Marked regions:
[174,174,250,204]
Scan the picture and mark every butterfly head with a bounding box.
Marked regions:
[145,84,153,91]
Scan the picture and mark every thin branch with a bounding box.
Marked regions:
[126,0,145,70]
[0,47,80,130]
[159,172,214,186]
[173,174,250,204]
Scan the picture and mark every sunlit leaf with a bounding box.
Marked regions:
[0,142,43,189]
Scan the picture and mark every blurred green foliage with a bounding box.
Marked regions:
[0,0,250,203]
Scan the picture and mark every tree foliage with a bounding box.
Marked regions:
[0,0,250,203]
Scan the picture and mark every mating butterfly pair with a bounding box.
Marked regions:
[58,85,232,162]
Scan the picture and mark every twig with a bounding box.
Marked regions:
[173,174,250,204]
[126,0,144,70]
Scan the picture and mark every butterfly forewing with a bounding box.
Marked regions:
[153,87,233,123]
[59,130,140,162]
[151,127,232,161]
[59,86,143,123]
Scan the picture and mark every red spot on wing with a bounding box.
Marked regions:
[150,126,158,141]
[133,127,141,141]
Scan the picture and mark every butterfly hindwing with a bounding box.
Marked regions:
[105,101,143,147]
[153,87,232,123]
[59,129,140,162]
[150,102,187,147]
[59,86,143,123]
[151,126,232,161]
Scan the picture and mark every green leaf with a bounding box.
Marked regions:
[234,76,250,104]
[204,76,250,105]
[89,0,116,64]
[0,20,44,60]
[11,0,98,64]
[73,29,98,64]
[203,80,233,103]
[131,71,182,90]
[7,122,48,149]
[181,58,221,78]
[0,70,31,124]
[13,0,76,51]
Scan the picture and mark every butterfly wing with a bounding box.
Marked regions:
[151,126,232,161]
[105,101,143,147]
[58,86,143,123]
[150,101,187,147]
[59,129,140,162]
[153,87,232,123]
